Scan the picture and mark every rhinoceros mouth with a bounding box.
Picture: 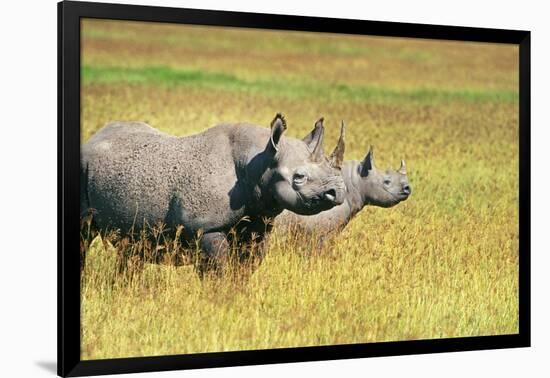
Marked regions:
[324,189,336,202]
[292,191,338,215]
[384,188,409,201]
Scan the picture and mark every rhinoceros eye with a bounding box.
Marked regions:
[383,178,391,186]
[293,172,308,186]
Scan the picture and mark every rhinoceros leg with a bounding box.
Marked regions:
[242,235,269,270]
[236,218,273,272]
[196,231,230,278]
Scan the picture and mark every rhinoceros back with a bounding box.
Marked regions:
[81,121,244,235]
[276,205,350,237]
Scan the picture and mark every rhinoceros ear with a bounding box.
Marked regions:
[310,118,326,163]
[302,117,324,152]
[360,146,375,176]
[329,121,346,169]
[267,113,287,154]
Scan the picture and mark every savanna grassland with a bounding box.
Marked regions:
[80,19,519,360]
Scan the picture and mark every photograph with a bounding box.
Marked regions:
[78,17,519,360]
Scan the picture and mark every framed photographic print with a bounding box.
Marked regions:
[58,0,530,376]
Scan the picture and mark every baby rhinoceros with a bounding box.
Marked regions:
[80,114,346,276]
[276,123,411,241]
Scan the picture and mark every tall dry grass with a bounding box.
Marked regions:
[79,19,519,360]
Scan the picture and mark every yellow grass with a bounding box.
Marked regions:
[80,19,519,360]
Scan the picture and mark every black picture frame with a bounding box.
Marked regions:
[58,1,531,376]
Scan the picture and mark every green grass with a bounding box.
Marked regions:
[82,65,519,104]
[79,19,519,360]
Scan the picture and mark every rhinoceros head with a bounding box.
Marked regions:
[262,114,346,215]
[358,146,411,208]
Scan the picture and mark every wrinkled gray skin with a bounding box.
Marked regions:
[80,114,346,275]
[276,126,411,238]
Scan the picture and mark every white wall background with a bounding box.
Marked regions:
[0,0,547,376]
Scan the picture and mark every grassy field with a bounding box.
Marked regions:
[80,19,519,360]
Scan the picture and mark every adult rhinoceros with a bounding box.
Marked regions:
[80,114,346,275]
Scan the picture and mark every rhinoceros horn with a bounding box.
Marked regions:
[329,120,346,169]
[398,159,407,174]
